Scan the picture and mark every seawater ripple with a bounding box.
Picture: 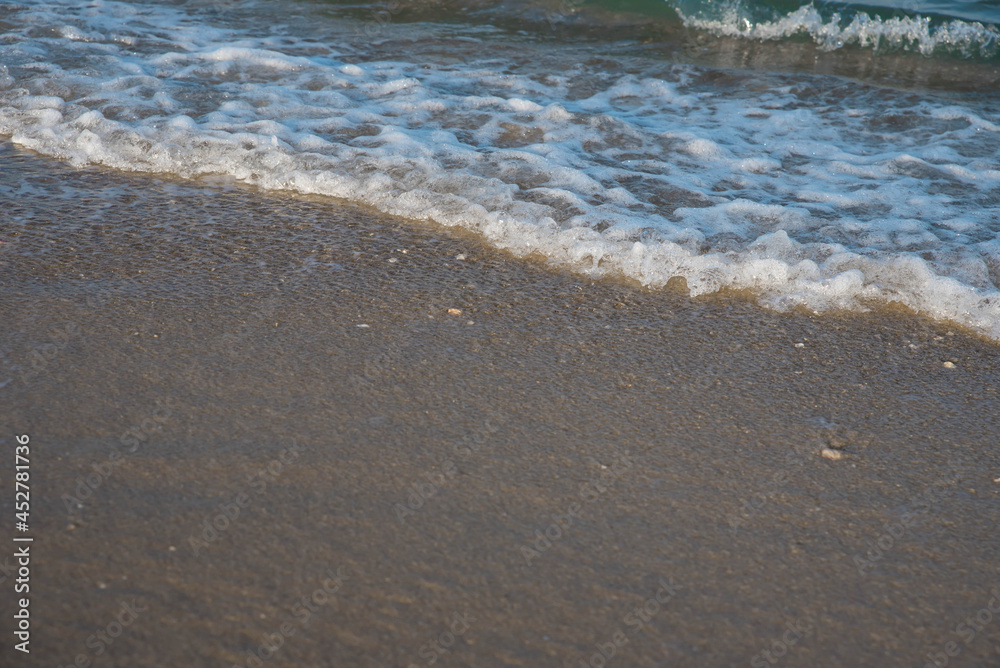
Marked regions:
[1,0,999,339]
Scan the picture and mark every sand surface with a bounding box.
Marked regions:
[1,141,999,667]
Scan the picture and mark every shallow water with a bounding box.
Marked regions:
[1,0,999,339]
[3,140,1000,668]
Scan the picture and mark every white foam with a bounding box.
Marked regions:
[673,2,1000,57]
[2,0,999,340]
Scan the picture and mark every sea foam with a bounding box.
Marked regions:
[1,0,999,339]
[671,1,1000,58]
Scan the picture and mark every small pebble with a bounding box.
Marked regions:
[794,342,805,348]
[447,308,462,315]
[821,448,843,461]
[943,361,955,369]
[456,254,466,260]
[356,324,369,328]
[388,257,397,263]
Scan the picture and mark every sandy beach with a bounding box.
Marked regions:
[2,141,999,667]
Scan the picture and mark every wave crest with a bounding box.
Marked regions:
[672,2,1000,58]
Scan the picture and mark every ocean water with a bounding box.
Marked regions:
[2,0,999,339]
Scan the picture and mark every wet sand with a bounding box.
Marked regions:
[1,140,999,667]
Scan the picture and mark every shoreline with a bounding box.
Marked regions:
[1,143,999,667]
